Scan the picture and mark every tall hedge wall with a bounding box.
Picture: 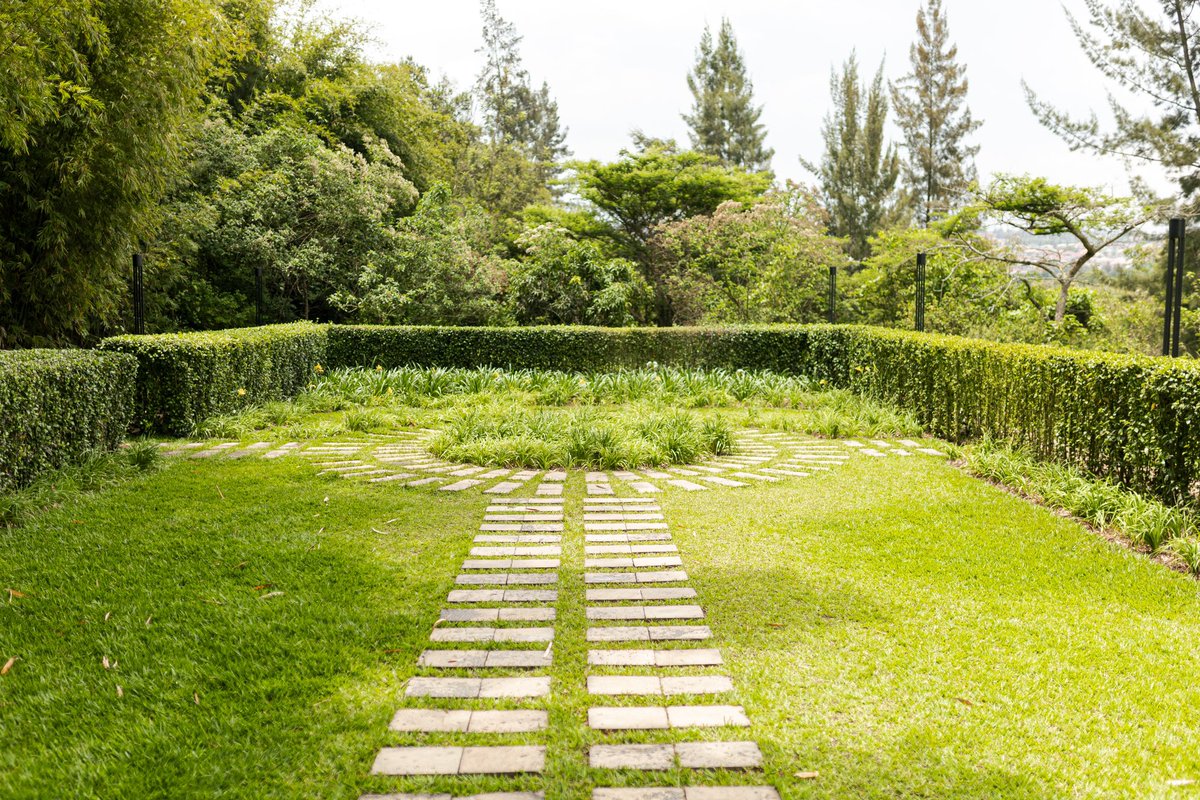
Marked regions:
[0,350,137,491]
[326,324,1200,504]
[99,323,327,435]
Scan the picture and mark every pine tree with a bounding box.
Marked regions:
[891,0,981,226]
[473,0,568,169]
[682,19,773,173]
[803,54,904,261]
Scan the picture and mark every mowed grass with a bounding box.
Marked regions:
[3,441,1200,798]
[665,455,1200,799]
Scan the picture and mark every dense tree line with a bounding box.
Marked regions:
[0,0,1193,355]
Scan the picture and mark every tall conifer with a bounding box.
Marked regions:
[891,0,981,226]
[683,19,773,172]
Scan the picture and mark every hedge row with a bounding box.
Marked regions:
[0,350,137,491]
[326,324,1200,504]
[99,323,327,435]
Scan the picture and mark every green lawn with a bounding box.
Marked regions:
[2,439,1200,798]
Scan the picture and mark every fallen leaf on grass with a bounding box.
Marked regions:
[767,622,784,628]
[1,657,17,675]
[116,685,123,698]
[102,656,111,670]
[955,697,975,707]
[795,771,819,779]
[7,589,26,599]
[1168,779,1196,787]
[258,591,284,600]
[103,612,111,622]
[252,584,274,591]
[371,528,388,535]
[145,616,153,627]
[215,485,225,500]
[232,561,248,570]
[194,692,200,706]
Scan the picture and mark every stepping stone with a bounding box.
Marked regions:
[586,498,658,504]
[474,535,561,543]
[586,472,608,482]
[682,789,780,800]
[439,608,556,622]
[642,470,674,479]
[339,469,389,478]
[898,439,922,447]
[490,497,562,504]
[588,706,669,730]
[667,480,707,491]
[450,466,487,476]
[586,522,670,532]
[441,480,483,491]
[584,513,665,521]
[590,744,675,770]
[587,483,615,495]
[535,483,564,496]
[418,650,551,668]
[455,573,557,586]
[487,504,562,513]
[859,448,887,457]
[697,476,747,488]
[586,545,677,554]
[592,789,685,800]
[587,605,703,621]
[919,447,947,456]
[430,627,554,643]
[586,625,710,642]
[675,741,763,769]
[192,442,240,458]
[408,477,447,487]
[669,468,700,476]
[585,571,689,584]
[446,589,557,603]
[891,448,914,456]
[405,677,551,698]
[729,472,778,482]
[630,482,660,493]
[371,745,545,775]
[760,468,810,478]
[588,649,723,667]
[543,470,567,482]
[586,588,697,601]
[588,675,663,695]
[586,533,671,543]
[226,442,273,459]
[485,482,524,495]
[470,546,561,557]
[477,469,512,479]
[661,675,734,695]
[666,705,751,728]
[369,473,417,483]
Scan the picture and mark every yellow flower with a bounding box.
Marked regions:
[386,387,394,396]
[237,388,247,397]
[313,363,324,374]
[375,365,383,372]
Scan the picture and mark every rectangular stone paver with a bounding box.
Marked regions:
[682,788,780,800]
[439,608,555,622]
[461,558,561,570]
[586,605,703,621]
[388,709,547,733]
[485,481,525,495]
[470,546,561,557]
[667,480,708,491]
[587,483,615,495]
[654,648,725,666]
[405,677,550,698]
[456,573,558,585]
[586,545,678,554]
[586,588,697,601]
[371,745,545,775]
[666,705,751,728]
[588,706,669,730]
[418,650,551,668]
[587,675,732,696]
[440,479,483,491]
[586,625,711,642]
[443,589,559,603]
[585,533,672,543]
[431,626,554,643]
[661,675,735,695]
[535,483,564,496]
[590,744,675,770]
[584,571,689,585]
[696,476,748,488]
[593,790,684,800]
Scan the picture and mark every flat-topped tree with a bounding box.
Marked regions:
[949,175,1162,324]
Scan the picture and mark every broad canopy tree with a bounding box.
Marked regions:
[950,175,1163,324]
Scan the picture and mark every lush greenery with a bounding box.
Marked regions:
[0,349,136,490]
[967,440,1200,567]
[99,323,327,435]
[430,407,732,469]
[5,435,1200,796]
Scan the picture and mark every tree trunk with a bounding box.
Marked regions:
[1055,281,1069,324]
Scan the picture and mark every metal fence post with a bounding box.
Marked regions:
[828,266,837,324]
[132,253,145,335]
[1173,218,1186,357]
[916,252,927,332]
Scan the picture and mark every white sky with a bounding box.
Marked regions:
[331,0,1174,196]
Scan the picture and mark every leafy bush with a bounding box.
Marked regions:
[0,350,137,491]
[99,323,328,435]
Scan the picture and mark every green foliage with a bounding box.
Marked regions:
[98,322,328,435]
[507,225,649,326]
[429,405,731,469]
[951,175,1162,323]
[0,0,232,346]
[967,441,1198,556]
[682,18,773,172]
[650,188,845,324]
[571,138,772,251]
[804,54,906,261]
[0,350,137,491]
[1025,0,1200,197]
[327,184,508,325]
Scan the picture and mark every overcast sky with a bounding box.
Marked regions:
[329,0,1171,196]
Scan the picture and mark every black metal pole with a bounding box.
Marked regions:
[255,266,264,326]
[1164,220,1178,356]
[1173,218,1186,357]
[828,266,837,324]
[916,252,927,332]
[132,253,145,335]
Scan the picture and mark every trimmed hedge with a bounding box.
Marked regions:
[325,325,818,372]
[326,324,1200,504]
[99,323,327,435]
[0,349,137,491]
